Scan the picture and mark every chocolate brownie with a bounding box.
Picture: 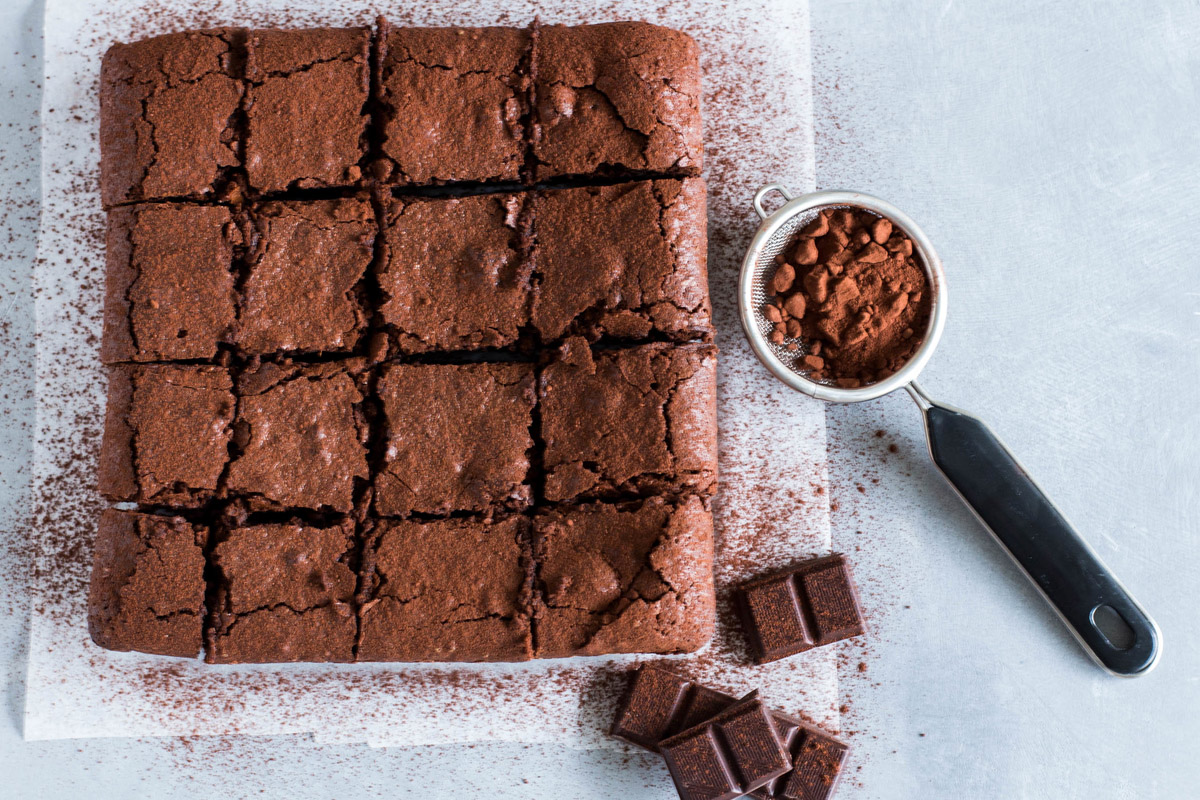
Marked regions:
[100,30,243,206]
[373,362,534,517]
[98,364,235,507]
[236,198,374,356]
[101,203,239,363]
[206,520,358,663]
[377,193,531,352]
[532,22,703,181]
[244,28,371,192]
[357,516,534,661]
[88,509,207,658]
[532,496,715,658]
[538,339,718,503]
[225,360,368,513]
[375,23,530,185]
[531,179,712,343]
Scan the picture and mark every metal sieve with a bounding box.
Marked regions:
[739,184,1161,677]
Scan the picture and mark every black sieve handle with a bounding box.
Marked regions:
[916,393,1160,676]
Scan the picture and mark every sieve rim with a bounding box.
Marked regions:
[738,187,948,403]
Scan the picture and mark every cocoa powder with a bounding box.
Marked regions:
[765,208,931,387]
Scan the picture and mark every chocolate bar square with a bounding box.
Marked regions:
[736,555,865,664]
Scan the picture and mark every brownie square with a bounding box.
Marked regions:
[236,198,375,356]
[225,360,368,513]
[244,28,371,192]
[377,193,532,353]
[532,22,703,181]
[357,516,534,662]
[375,23,530,185]
[532,496,715,658]
[531,179,712,344]
[538,339,718,503]
[100,30,243,206]
[88,509,207,658]
[101,204,240,363]
[98,364,235,507]
[206,520,358,663]
[373,362,534,516]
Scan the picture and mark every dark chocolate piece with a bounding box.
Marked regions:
[532,22,703,181]
[659,692,792,800]
[244,28,371,192]
[88,509,208,658]
[357,516,534,662]
[759,718,849,800]
[532,496,715,658]
[736,555,865,664]
[538,339,718,503]
[206,520,358,663]
[100,30,243,206]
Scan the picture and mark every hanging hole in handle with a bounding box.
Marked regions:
[1090,604,1136,651]
[752,183,795,220]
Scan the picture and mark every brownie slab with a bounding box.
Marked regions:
[378,193,531,353]
[532,22,703,181]
[98,364,235,507]
[373,362,534,517]
[375,23,530,185]
[357,516,533,662]
[244,28,371,192]
[100,30,243,206]
[101,203,240,363]
[532,496,715,658]
[531,179,712,344]
[88,509,207,658]
[225,361,368,513]
[237,198,374,356]
[538,339,718,503]
[206,520,358,663]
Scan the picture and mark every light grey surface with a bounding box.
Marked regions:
[2,0,1198,796]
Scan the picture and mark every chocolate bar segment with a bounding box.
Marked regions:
[736,555,864,664]
[660,692,792,800]
[777,725,849,800]
[611,666,737,749]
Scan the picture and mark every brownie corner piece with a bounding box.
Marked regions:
[532,495,715,659]
[377,193,532,353]
[531,178,712,345]
[373,361,534,516]
[532,21,703,181]
[100,29,243,206]
[539,339,717,504]
[244,27,371,192]
[375,23,530,185]
[356,515,534,662]
[98,363,235,507]
[102,203,239,363]
[206,519,358,663]
[88,509,207,658]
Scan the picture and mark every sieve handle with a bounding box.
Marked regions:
[909,383,1161,676]
[752,183,795,220]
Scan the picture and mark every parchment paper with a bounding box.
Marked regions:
[26,0,829,746]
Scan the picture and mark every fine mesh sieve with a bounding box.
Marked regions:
[737,183,1161,677]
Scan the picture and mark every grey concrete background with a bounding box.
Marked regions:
[3,0,1198,796]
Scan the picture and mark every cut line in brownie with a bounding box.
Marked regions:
[100,29,243,206]
[373,362,535,517]
[243,28,371,193]
[538,338,718,503]
[531,178,712,344]
[98,364,235,508]
[88,509,208,658]
[374,22,531,186]
[532,495,716,658]
[377,193,532,353]
[531,22,703,182]
[205,518,358,663]
[357,515,534,662]
[225,360,369,514]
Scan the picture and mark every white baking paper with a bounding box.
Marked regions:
[26,0,829,746]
